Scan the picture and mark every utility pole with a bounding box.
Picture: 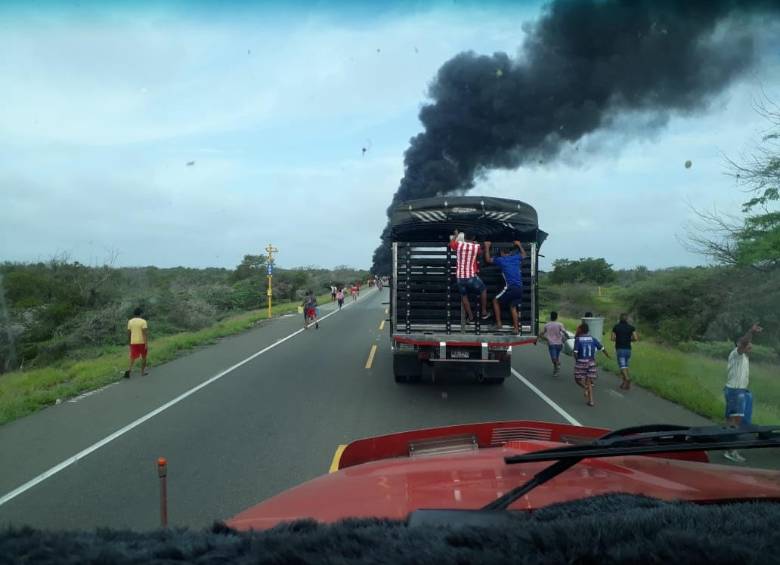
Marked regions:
[265,243,279,318]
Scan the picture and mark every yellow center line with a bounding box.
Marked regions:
[378,320,385,331]
[329,444,347,473]
[365,344,378,369]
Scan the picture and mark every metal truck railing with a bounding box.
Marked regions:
[391,241,537,337]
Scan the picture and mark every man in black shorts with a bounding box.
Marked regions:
[484,240,526,334]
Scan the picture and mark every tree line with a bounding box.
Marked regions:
[0,256,368,373]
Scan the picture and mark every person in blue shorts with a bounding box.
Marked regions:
[483,240,526,334]
[611,313,639,390]
[541,311,566,376]
[723,323,762,463]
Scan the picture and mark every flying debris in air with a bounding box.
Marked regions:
[684,160,692,169]
[369,0,780,274]
[362,139,373,157]
[186,161,195,166]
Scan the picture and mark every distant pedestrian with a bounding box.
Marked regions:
[723,323,763,463]
[575,311,593,338]
[484,240,526,334]
[573,323,610,407]
[331,285,337,302]
[450,229,489,323]
[124,307,148,378]
[302,291,319,329]
[336,287,345,309]
[356,282,361,296]
[351,284,358,302]
[611,313,639,390]
[541,311,566,376]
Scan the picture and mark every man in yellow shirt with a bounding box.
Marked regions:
[124,307,149,378]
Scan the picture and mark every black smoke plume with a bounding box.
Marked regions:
[372,0,777,273]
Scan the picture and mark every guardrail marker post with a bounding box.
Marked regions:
[158,457,168,527]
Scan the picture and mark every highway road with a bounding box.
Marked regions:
[0,287,748,530]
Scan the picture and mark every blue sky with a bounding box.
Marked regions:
[1,1,778,271]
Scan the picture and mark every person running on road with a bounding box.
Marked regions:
[484,240,526,334]
[611,313,639,390]
[541,311,566,376]
[336,287,345,309]
[331,285,337,302]
[573,323,610,407]
[302,291,319,329]
[723,323,763,463]
[124,307,149,378]
[449,229,489,324]
[350,284,358,302]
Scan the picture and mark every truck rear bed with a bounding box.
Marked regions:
[391,241,538,342]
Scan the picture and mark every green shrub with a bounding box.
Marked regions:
[677,341,779,365]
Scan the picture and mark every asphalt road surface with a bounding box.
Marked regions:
[0,288,769,530]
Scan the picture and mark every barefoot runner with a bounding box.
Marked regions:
[541,311,566,376]
[483,240,526,333]
[573,323,610,406]
[336,287,345,310]
[611,313,638,390]
[124,307,148,378]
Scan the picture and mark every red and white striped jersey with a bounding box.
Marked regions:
[449,240,481,279]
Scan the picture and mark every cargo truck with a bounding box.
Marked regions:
[389,196,546,384]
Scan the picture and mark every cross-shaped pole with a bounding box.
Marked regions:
[265,244,279,318]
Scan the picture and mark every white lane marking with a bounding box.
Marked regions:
[0,289,376,508]
[511,368,581,426]
[67,383,118,404]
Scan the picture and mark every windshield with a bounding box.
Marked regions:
[0,0,778,531]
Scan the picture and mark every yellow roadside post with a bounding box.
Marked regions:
[266,243,279,318]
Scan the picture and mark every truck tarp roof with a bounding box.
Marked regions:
[390,196,547,245]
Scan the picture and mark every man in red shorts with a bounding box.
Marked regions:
[124,307,148,378]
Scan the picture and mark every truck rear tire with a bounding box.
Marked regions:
[393,354,421,384]
[484,377,505,385]
[479,356,511,384]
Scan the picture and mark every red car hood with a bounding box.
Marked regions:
[228,422,780,530]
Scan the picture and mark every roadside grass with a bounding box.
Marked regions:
[0,292,333,426]
[556,315,780,425]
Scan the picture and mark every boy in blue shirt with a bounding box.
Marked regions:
[574,323,610,406]
[484,240,526,334]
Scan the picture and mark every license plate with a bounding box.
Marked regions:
[450,350,470,359]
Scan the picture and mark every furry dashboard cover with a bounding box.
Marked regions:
[2,494,778,564]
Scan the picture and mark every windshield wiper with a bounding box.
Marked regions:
[482,424,780,511]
